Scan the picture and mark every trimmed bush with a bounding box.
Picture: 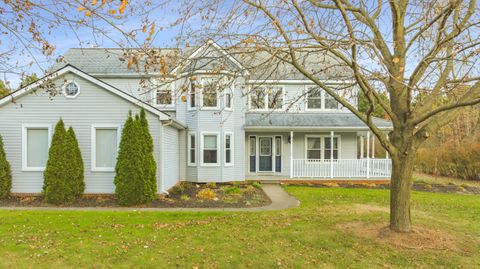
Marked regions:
[139,109,157,197]
[68,127,85,197]
[114,111,156,205]
[43,120,84,204]
[0,135,12,198]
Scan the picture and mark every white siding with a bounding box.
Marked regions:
[162,126,180,191]
[0,72,164,194]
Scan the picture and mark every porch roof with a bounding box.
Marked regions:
[244,113,392,131]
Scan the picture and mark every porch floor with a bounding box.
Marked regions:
[246,175,391,183]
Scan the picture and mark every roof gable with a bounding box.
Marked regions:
[171,40,248,75]
[0,65,172,121]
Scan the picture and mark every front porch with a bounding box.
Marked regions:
[245,128,392,180]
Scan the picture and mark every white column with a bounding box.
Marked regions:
[290,131,293,179]
[330,131,334,179]
[372,134,375,159]
[360,136,364,159]
[366,131,370,179]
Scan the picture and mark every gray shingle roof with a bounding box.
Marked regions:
[51,45,351,80]
[245,113,392,129]
[50,48,180,74]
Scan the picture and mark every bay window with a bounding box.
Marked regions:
[225,133,233,166]
[201,133,219,165]
[188,133,196,166]
[201,78,219,109]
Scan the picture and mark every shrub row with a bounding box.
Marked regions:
[0,109,156,205]
[415,138,480,181]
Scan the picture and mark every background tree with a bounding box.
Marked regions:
[115,111,156,205]
[154,0,480,232]
[19,73,39,88]
[0,80,10,98]
[0,135,12,199]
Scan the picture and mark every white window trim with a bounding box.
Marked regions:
[248,85,285,111]
[62,80,81,99]
[200,77,221,111]
[91,124,121,172]
[153,81,175,109]
[305,86,340,111]
[224,132,234,166]
[187,132,197,166]
[304,135,341,161]
[200,132,220,166]
[22,124,52,171]
[224,87,233,111]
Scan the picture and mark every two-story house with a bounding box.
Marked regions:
[0,40,392,194]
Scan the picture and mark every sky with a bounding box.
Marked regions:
[0,1,185,88]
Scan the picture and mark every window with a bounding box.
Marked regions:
[249,137,256,156]
[306,137,321,160]
[189,82,196,109]
[188,133,196,166]
[92,125,119,171]
[275,136,282,156]
[324,137,339,159]
[306,86,339,110]
[201,78,219,109]
[307,87,322,110]
[250,88,265,109]
[268,87,283,109]
[63,81,80,98]
[305,135,340,160]
[225,89,233,110]
[249,86,284,110]
[225,133,233,166]
[155,84,173,106]
[202,133,219,165]
[22,125,51,171]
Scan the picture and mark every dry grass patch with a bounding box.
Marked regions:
[337,221,458,251]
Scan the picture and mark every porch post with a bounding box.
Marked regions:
[290,131,293,179]
[366,131,370,179]
[360,135,364,159]
[330,131,334,179]
[372,134,375,158]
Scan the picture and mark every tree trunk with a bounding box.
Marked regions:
[389,152,415,232]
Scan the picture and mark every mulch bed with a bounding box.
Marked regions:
[283,181,480,195]
[0,182,271,208]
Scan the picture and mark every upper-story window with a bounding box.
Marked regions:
[201,77,220,109]
[189,82,196,110]
[306,86,339,110]
[249,86,284,110]
[224,88,233,110]
[155,84,173,107]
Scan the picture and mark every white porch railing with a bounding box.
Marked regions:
[291,159,392,179]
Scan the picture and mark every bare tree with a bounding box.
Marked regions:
[163,0,480,232]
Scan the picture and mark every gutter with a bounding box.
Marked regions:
[161,118,186,130]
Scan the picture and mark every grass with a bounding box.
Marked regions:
[0,187,479,268]
[414,172,480,187]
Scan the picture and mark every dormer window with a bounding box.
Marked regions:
[63,81,80,98]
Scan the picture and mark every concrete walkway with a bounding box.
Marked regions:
[0,184,300,212]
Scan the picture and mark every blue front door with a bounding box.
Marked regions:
[259,137,273,172]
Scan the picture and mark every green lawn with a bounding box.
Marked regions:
[0,187,479,268]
